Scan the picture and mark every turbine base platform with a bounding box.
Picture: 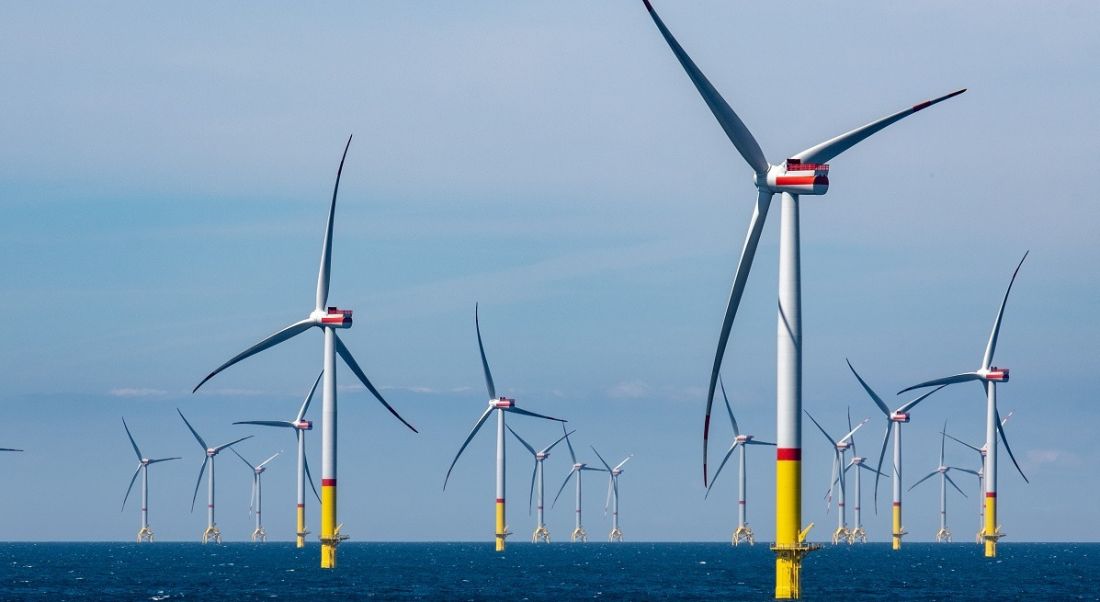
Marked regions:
[609,527,623,543]
[771,541,821,600]
[891,527,908,550]
[296,528,310,548]
[137,527,155,543]
[732,525,755,546]
[831,526,851,545]
[976,527,985,545]
[532,526,551,543]
[571,527,587,543]
[848,527,867,544]
[983,526,1004,557]
[202,525,222,545]
[935,527,951,543]
[252,526,267,543]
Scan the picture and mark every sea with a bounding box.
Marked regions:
[0,542,1094,600]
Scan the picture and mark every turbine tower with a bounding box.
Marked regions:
[847,360,946,550]
[192,136,418,568]
[232,449,281,542]
[507,425,574,543]
[942,411,1023,544]
[804,410,868,545]
[704,377,775,545]
[120,418,179,543]
[234,371,323,548]
[178,409,252,544]
[637,2,965,595]
[908,422,978,543]
[444,305,566,552]
[899,253,1029,557]
[551,428,606,543]
[841,410,884,544]
[592,446,632,542]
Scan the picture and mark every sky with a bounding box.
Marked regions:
[1,1,1098,543]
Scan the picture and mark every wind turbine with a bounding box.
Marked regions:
[551,428,606,543]
[234,371,323,548]
[507,425,574,543]
[846,360,946,550]
[120,418,179,543]
[591,446,632,542]
[898,253,1029,557]
[704,377,774,545]
[231,449,281,542]
[804,410,868,545]
[444,305,566,552]
[942,411,1023,544]
[177,409,252,544]
[839,409,884,544]
[192,136,418,568]
[908,422,978,543]
[637,2,965,595]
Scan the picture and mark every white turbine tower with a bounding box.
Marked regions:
[444,305,566,552]
[231,449,281,543]
[637,2,965,595]
[507,425,574,543]
[804,410,869,545]
[551,429,606,543]
[704,377,775,545]
[941,411,1023,544]
[839,409,884,544]
[120,418,180,543]
[192,136,418,568]
[846,360,946,550]
[591,447,632,542]
[908,422,978,543]
[177,409,252,544]
[234,371,323,548]
[899,253,1029,557]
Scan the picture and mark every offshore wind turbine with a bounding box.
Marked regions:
[177,409,252,544]
[231,449,281,542]
[507,425,574,543]
[847,360,946,550]
[591,446,632,542]
[841,410,884,544]
[192,136,417,568]
[551,428,606,543]
[942,411,1023,544]
[120,418,179,543]
[637,2,965,595]
[804,410,868,545]
[908,422,978,543]
[234,371,323,548]
[704,377,774,545]
[899,253,1029,557]
[444,305,566,552]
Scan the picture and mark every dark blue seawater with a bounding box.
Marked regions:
[0,542,1095,600]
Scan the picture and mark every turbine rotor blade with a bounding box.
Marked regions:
[215,435,253,453]
[146,457,181,464]
[563,424,578,465]
[614,455,633,472]
[907,470,939,492]
[873,420,891,511]
[193,319,315,393]
[315,135,353,312]
[121,465,142,511]
[122,417,143,461]
[177,409,208,451]
[846,359,891,416]
[590,446,613,473]
[897,373,980,396]
[705,441,739,499]
[528,461,537,515]
[839,418,870,445]
[942,430,982,454]
[474,304,497,400]
[230,446,255,470]
[803,410,836,447]
[719,376,739,437]
[295,370,324,423]
[552,469,577,508]
[897,384,949,414]
[302,444,321,503]
[945,472,967,498]
[443,406,494,490]
[233,420,295,428]
[258,452,280,468]
[190,456,209,513]
[982,252,1028,370]
[506,424,537,457]
[505,406,566,422]
[334,333,418,433]
[995,403,1029,483]
[542,429,576,455]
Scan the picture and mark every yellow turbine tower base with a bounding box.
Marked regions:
[494,499,509,552]
[774,459,817,599]
[609,528,623,543]
[532,526,551,543]
[571,527,588,543]
[984,495,1001,557]
[320,523,348,568]
[848,527,867,544]
[202,526,222,544]
[733,525,754,546]
[935,528,951,543]
[296,504,308,548]
[137,527,154,543]
[251,527,267,543]
[891,504,906,550]
[320,482,343,568]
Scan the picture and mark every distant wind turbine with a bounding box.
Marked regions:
[942,411,1023,544]
[908,422,978,543]
[120,418,179,543]
[507,425,574,543]
[177,409,252,544]
[804,410,868,545]
[591,446,632,542]
[551,428,606,543]
[231,449,280,543]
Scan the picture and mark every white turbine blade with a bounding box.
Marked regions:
[443,406,494,490]
[859,463,887,478]
[847,407,856,457]
[334,333,418,433]
[613,455,633,472]
[1001,410,1015,427]
[258,452,280,469]
[590,446,613,473]
[176,409,208,451]
[563,424,578,465]
[839,418,870,445]
[190,456,209,512]
[825,453,839,511]
[640,1,769,174]
[897,373,980,396]
[907,470,939,492]
[230,447,255,470]
[872,420,891,510]
[744,439,776,446]
[527,461,537,515]
[302,445,321,503]
[949,466,980,477]
[580,466,608,472]
[791,88,966,165]
[234,420,295,429]
[121,465,142,511]
[121,417,143,461]
[995,403,1029,483]
[945,472,967,498]
[897,384,950,414]
[718,376,740,437]
[982,252,1028,370]
[193,318,315,393]
[542,429,576,455]
[605,475,614,514]
[474,304,497,400]
[551,468,577,507]
[703,189,774,486]
[250,475,257,515]
[295,370,324,423]
[215,435,253,453]
[506,424,537,457]
[704,441,739,500]
[942,430,982,454]
[506,406,566,423]
[940,420,948,467]
[803,410,836,447]
[315,135,353,312]
[147,457,181,465]
[846,359,891,416]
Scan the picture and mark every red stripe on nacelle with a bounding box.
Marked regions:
[775,176,828,186]
[322,478,336,486]
[777,448,801,461]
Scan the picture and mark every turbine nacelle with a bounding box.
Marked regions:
[891,412,910,423]
[735,434,754,444]
[490,397,515,409]
[756,160,830,195]
[835,441,851,452]
[295,419,313,431]
[982,367,1009,382]
[206,448,217,457]
[852,456,865,465]
[536,452,549,461]
[573,463,586,470]
[310,307,353,328]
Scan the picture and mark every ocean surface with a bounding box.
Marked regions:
[0,542,1095,600]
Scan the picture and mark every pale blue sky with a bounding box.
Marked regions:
[1,1,1097,543]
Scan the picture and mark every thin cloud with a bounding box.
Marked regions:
[109,387,167,398]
